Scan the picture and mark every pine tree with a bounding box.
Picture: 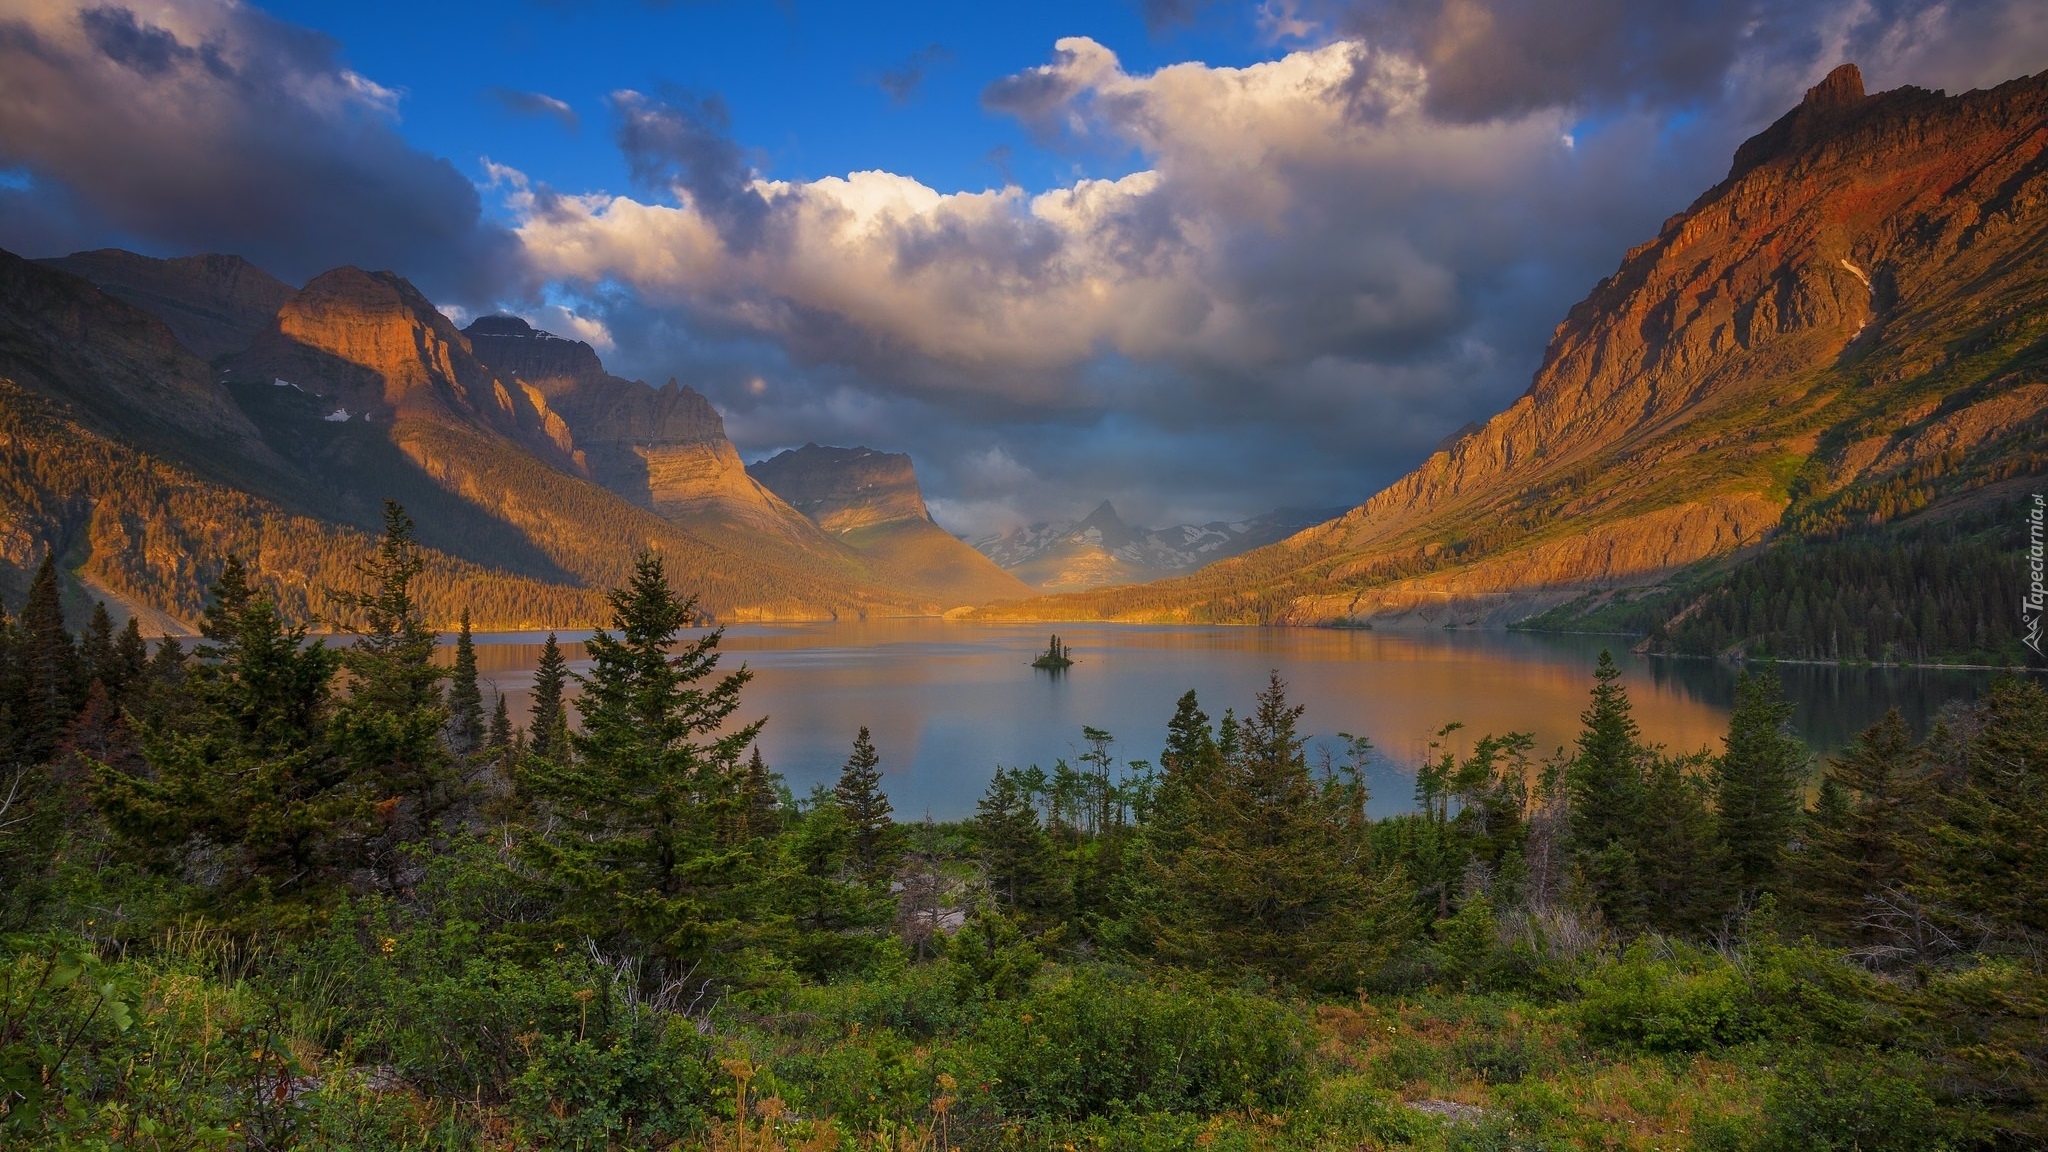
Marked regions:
[1636,751,1730,936]
[520,552,770,978]
[17,554,83,762]
[1713,665,1808,899]
[1566,651,1647,931]
[328,502,452,883]
[1152,672,1412,990]
[974,767,1067,926]
[81,602,116,690]
[96,567,343,900]
[743,745,781,836]
[110,617,148,701]
[528,631,570,763]
[1789,709,1937,951]
[835,725,901,887]
[446,609,485,757]
[486,693,513,763]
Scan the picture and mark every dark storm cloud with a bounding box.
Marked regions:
[612,87,776,251]
[876,44,953,104]
[489,87,580,130]
[1327,0,2048,123]
[0,2,521,305]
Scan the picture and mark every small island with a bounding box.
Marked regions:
[1031,633,1075,670]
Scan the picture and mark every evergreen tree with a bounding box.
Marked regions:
[328,502,452,885]
[835,725,901,887]
[528,631,571,764]
[1789,709,1937,951]
[742,745,781,836]
[1152,672,1411,990]
[96,568,342,902]
[1713,666,1808,899]
[81,602,116,690]
[974,767,1067,926]
[1566,651,1647,931]
[486,693,513,763]
[17,554,83,762]
[446,609,485,757]
[520,552,770,979]
[1636,751,1730,936]
[110,617,148,701]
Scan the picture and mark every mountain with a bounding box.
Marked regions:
[0,251,1021,627]
[978,65,2048,630]
[748,443,1032,605]
[38,249,296,361]
[463,316,824,543]
[972,502,1346,591]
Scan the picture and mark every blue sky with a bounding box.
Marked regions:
[259,0,1265,202]
[3,0,2043,532]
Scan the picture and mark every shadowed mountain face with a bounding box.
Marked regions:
[463,315,822,543]
[38,249,296,361]
[973,502,1347,591]
[749,443,1033,606]
[979,64,2048,625]
[0,255,1030,627]
[747,444,931,533]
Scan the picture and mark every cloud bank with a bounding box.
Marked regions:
[0,0,518,303]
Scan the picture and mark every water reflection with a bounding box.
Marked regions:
[443,622,2012,821]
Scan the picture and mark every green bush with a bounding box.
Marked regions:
[1575,942,1754,1052]
[969,966,1311,1119]
[1756,1050,1965,1152]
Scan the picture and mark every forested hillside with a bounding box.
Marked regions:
[3,510,2043,1148]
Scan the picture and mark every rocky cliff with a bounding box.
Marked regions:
[979,64,2048,625]
[463,316,820,540]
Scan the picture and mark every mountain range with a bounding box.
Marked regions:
[3,63,2042,654]
[975,64,2048,647]
[0,251,1028,629]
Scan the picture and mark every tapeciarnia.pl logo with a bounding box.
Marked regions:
[2027,493,2045,659]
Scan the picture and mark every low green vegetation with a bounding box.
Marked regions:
[3,503,2044,1149]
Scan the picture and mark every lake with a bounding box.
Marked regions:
[454,622,2014,821]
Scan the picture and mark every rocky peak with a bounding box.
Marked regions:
[1069,501,1137,549]
[238,267,580,467]
[747,443,932,533]
[464,314,608,393]
[39,248,296,360]
[1805,63,1865,109]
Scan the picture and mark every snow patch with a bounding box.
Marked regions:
[325,408,350,422]
[1839,258,1871,291]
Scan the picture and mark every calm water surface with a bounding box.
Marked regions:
[452,622,2011,821]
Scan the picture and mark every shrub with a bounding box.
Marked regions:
[969,966,1311,1119]
[1756,1050,1964,1151]
[1575,942,1754,1052]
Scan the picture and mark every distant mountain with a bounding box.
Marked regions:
[749,444,1032,606]
[0,250,1025,627]
[39,249,295,361]
[971,502,1345,591]
[978,65,2048,631]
